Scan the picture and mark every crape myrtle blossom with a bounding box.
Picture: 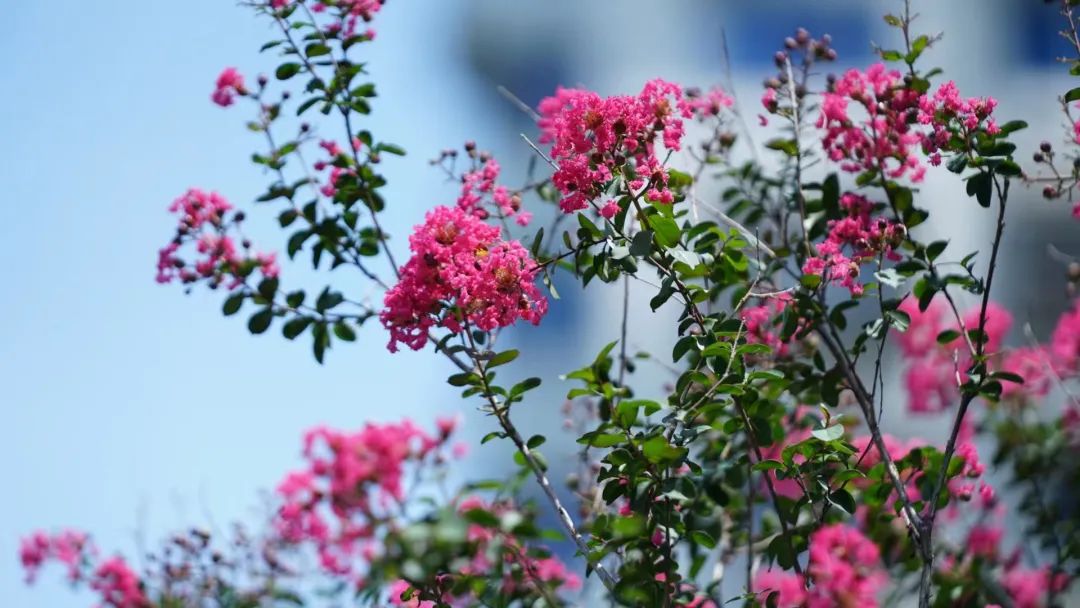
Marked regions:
[269,0,384,38]
[801,192,905,295]
[739,296,793,356]
[20,531,148,608]
[537,79,691,212]
[893,297,1027,412]
[20,530,91,584]
[917,81,1000,157]
[156,189,279,290]
[752,523,886,607]
[211,67,246,107]
[453,147,531,227]
[818,63,927,182]
[274,420,458,580]
[1050,298,1080,373]
[682,86,734,120]
[380,205,547,352]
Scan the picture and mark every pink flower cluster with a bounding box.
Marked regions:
[683,86,734,120]
[817,63,926,182]
[917,81,1000,158]
[897,297,1080,408]
[456,151,531,226]
[537,79,690,212]
[380,206,547,352]
[212,68,246,107]
[20,531,147,608]
[1051,298,1080,374]
[739,294,796,356]
[313,138,364,199]
[156,189,279,290]
[20,530,90,583]
[753,523,886,607]
[947,441,990,502]
[92,557,148,608]
[1002,568,1069,608]
[270,0,382,38]
[801,192,904,295]
[895,298,1019,412]
[275,419,458,579]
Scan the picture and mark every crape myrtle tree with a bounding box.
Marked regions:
[20,0,1080,606]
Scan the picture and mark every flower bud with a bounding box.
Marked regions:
[1040,141,1053,153]
[1068,262,1080,281]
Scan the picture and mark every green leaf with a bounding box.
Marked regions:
[989,370,1024,384]
[764,138,798,157]
[1066,87,1080,103]
[649,216,681,248]
[510,377,541,398]
[811,425,845,442]
[577,213,603,238]
[222,293,244,316]
[282,316,312,340]
[630,230,653,257]
[248,308,273,334]
[885,309,911,331]
[966,172,992,208]
[768,535,795,570]
[527,434,547,449]
[332,321,356,342]
[447,373,477,387]
[830,489,857,514]
[488,349,519,368]
[690,530,717,549]
[582,433,624,448]
[936,329,961,345]
[305,43,331,57]
[275,62,302,80]
[997,120,1028,135]
[642,435,688,465]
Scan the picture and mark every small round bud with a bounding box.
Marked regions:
[300,122,310,132]
[784,37,797,50]
[821,33,832,45]
[1043,186,1058,199]
[464,140,476,152]
[257,74,268,87]
[242,239,251,249]
[773,51,788,68]
[281,91,290,100]
[1041,141,1053,153]
[795,28,810,44]
[824,48,838,61]
[1069,262,1080,281]
[234,211,246,222]
[1033,152,1045,163]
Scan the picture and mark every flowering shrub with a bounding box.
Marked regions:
[22,0,1080,607]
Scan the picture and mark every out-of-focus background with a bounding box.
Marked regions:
[3,0,1077,604]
